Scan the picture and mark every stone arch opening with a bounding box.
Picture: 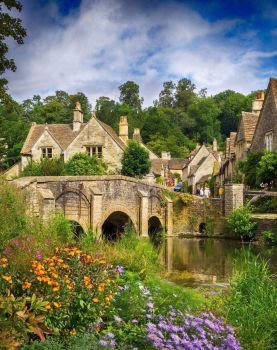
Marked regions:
[102,211,135,241]
[199,222,206,234]
[69,220,85,239]
[148,216,163,246]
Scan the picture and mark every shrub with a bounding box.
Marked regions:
[262,230,277,245]
[227,205,257,240]
[0,247,123,338]
[257,151,277,188]
[121,140,151,178]
[252,196,277,213]
[222,251,277,350]
[64,153,107,176]
[240,151,264,188]
[0,179,26,248]
[21,157,64,177]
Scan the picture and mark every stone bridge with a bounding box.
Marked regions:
[12,176,173,238]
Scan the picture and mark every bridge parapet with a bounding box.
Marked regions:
[12,176,172,238]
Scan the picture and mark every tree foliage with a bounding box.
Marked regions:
[0,0,26,99]
[257,152,277,187]
[118,81,143,112]
[121,140,151,178]
[240,151,264,188]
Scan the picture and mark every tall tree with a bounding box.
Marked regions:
[158,81,175,107]
[174,78,196,111]
[118,81,143,111]
[0,0,26,99]
[213,90,253,137]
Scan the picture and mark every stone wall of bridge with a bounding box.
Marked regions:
[12,176,173,238]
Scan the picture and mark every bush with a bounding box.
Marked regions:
[252,196,277,213]
[262,230,277,245]
[240,151,264,188]
[222,251,277,350]
[64,153,107,176]
[0,247,123,340]
[121,140,151,178]
[227,205,257,240]
[21,157,64,177]
[257,151,277,188]
[0,179,26,248]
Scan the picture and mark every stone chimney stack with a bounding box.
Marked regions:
[161,151,171,160]
[73,102,83,132]
[252,91,264,114]
[212,138,218,152]
[119,116,129,143]
[133,128,142,142]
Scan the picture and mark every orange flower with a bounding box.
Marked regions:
[53,301,61,308]
[45,304,52,310]
[70,328,77,336]
[86,283,93,289]
[0,263,8,268]
[0,257,7,262]
[53,287,60,291]
[2,275,12,283]
[22,281,32,289]
[92,298,99,303]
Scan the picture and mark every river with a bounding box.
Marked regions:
[164,237,277,289]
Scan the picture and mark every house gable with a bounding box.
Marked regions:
[250,78,277,152]
[31,128,63,161]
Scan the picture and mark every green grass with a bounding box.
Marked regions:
[220,250,277,350]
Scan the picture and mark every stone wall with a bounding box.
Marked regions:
[224,184,244,216]
[173,196,226,236]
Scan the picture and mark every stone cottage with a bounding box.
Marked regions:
[6,103,158,177]
[250,78,277,152]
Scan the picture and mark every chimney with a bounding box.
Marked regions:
[212,138,218,152]
[161,151,171,160]
[73,102,83,132]
[119,116,128,143]
[252,91,264,114]
[133,128,142,142]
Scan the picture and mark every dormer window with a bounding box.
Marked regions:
[265,132,273,151]
[42,147,53,158]
[86,146,103,158]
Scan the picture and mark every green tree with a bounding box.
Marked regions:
[121,140,151,178]
[257,152,277,188]
[213,90,253,137]
[0,0,26,99]
[240,151,264,188]
[188,97,221,143]
[118,81,143,111]
[64,153,107,176]
[158,81,175,107]
[174,78,196,111]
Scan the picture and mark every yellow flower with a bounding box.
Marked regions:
[0,257,8,262]
[52,287,60,291]
[2,275,12,283]
[0,263,8,268]
[86,283,93,289]
[22,281,32,289]
[45,304,52,310]
[53,301,61,308]
[92,298,99,303]
[70,328,77,336]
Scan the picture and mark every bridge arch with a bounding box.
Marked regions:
[102,211,135,240]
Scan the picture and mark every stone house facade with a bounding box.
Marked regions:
[12,103,158,176]
[250,78,277,152]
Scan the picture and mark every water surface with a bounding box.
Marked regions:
[164,237,277,289]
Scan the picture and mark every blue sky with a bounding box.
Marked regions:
[5,0,277,106]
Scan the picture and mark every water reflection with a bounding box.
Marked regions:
[164,237,277,288]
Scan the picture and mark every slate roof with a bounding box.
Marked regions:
[236,112,259,143]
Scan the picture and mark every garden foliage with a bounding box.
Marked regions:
[227,205,257,240]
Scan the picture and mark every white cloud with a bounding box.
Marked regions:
[5,0,277,106]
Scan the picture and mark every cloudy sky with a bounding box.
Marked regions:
[4,0,277,106]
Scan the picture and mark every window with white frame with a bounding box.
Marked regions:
[41,147,53,158]
[265,132,273,151]
[86,146,103,158]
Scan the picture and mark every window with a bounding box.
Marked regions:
[86,146,103,158]
[41,147,53,158]
[265,132,273,151]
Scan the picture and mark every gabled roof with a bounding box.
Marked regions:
[236,112,259,143]
[151,158,189,175]
[21,124,85,154]
[98,120,126,150]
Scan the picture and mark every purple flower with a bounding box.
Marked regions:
[36,251,42,260]
[105,332,115,339]
[114,315,122,323]
[132,319,138,324]
[115,265,125,275]
[147,302,154,309]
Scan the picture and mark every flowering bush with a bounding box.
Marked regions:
[0,247,123,340]
[146,310,241,350]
